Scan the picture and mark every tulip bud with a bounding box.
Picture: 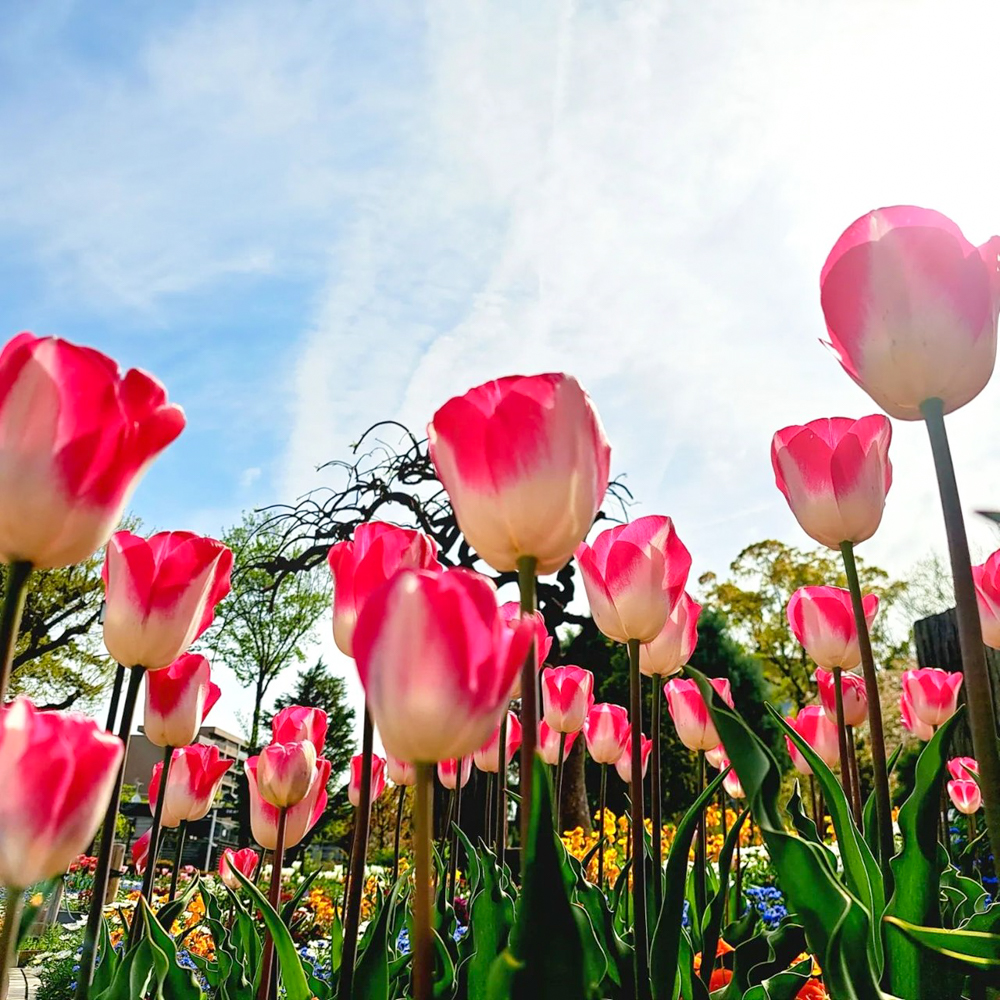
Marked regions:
[814,669,868,728]
[664,677,733,752]
[901,668,963,728]
[948,778,982,815]
[614,732,652,784]
[584,703,630,764]
[788,586,879,672]
[437,756,472,791]
[149,744,233,827]
[972,549,1000,648]
[784,706,840,775]
[473,712,522,774]
[144,653,221,748]
[271,705,328,754]
[131,829,150,875]
[386,753,417,786]
[257,741,318,809]
[947,756,979,781]
[538,721,578,765]
[900,691,934,741]
[541,665,595,734]
[499,604,552,699]
[705,744,727,769]
[348,753,387,807]
[246,755,331,851]
[219,847,259,889]
[639,593,700,677]
[718,758,745,800]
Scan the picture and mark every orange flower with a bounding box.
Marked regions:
[796,981,829,1000]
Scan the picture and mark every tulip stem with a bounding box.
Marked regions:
[555,733,567,834]
[627,637,650,1000]
[517,556,539,857]
[392,786,406,884]
[651,680,663,914]
[495,710,508,866]
[0,889,22,1000]
[413,763,434,1000]
[921,397,1000,869]
[696,749,708,984]
[847,726,863,821]
[0,560,31,704]
[447,779,463,903]
[598,763,607,888]
[131,745,174,947]
[168,821,188,902]
[484,772,494,849]
[257,808,287,1000]
[839,540,894,888]
[76,665,145,1000]
[832,666,857,823]
[104,663,126,733]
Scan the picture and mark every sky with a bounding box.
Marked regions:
[4,0,1000,741]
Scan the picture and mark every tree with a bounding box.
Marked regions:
[699,539,909,710]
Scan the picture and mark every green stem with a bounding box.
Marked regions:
[921,397,1000,869]
[555,733,567,834]
[847,726,863,821]
[131,745,174,947]
[495,709,508,866]
[0,890,22,1000]
[598,763,607,888]
[257,809,287,1000]
[832,666,857,823]
[168,821,187,902]
[651,679,663,914]
[0,561,31,703]
[104,663,126,733]
[696,749,708,984]
[392,786,406,884]
[517,556,538,854]
[484,772,494,848]
[627,638,650,1000]
[413,763,434,1000]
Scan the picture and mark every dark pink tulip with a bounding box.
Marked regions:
[584,703,630,764]
[327,522,439,657]
[0,698,123,887]
[900,691,934,741]
[271,705,328,754]
[245,754,330,851]
[437,756,472,791]
[947,756,979,780]
[784,706,840,775]
[131,829,150,875]
[349,752,387,807]
[144,653,221,748]
[814,668,868,728]
[0,333,185,568]
[718,757,746,800]
[972,549,1000,648]
[386,753,416,786]
[473,711,522,773]
[219,847,259,889]
[353,568,533,763]
[576,516,691,644]
[902,667,963,728]
[428,373,611,576]
[821,206,1000,419]
[537,721,578,765]
[664,677,733,752]
[639,592,700,677]
[499,602,552,698]
[614,732,652,784]
[149,744,233,827]
[948,778,982,815]
[541,665,595,734]
[788,585,878,671]
[258,741,318,809]
[102,530,233,670]
[771,416,892,549]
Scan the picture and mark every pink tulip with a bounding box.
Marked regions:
[386,754,417,786]
[614,732,652,784]
[705,744,727,769]
[972,549,1000,648]
[499,603,552,698]
[902,667,963,728]
[948,778,982,816]
[348,753,387,808]
[639,593,700,677]
[538,721,578,765]
[814,668,868,728]
[437,756,473,791]
[473,712,522,773]
[257,741,318,809]
[131,829,150,875]
[353,568,533,763]
[584,703,630,764]
[948,757,979,780]
[900,691,934,741]
[771,416,892,549]
[541,665,595,734]
[664,677,734,752]
[718,758,746,800]
[576,516,692,644]
[327,522,439,657]
[787,586,879,672]
[821,206,1000,420]
[784,706,840,775]
[219,847,259,889]
[271,705,328,754]
[0,333,185,568]
[143,653,221,748]
[245,755,331,851]
[428,373,611,575]
[0,698,124,887]
[149,744,233,827]
[102,530,233,670]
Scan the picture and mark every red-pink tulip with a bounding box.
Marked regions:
[499,603,552,698]
[102,530,233,670]
[972,549,1000,648]
[900,691,934,741]
[219,847,259,889]
[271,705,328,754]
[664,677,734,752]
[348,753,387,808]
[821,206,1000,420]
[257,741,318,809]
[132,828,150,875]
[327,521,440,657]
[538,721,578,765]
[948,757,979,780]
[0,698,123,886]
[576,516,691,644]
[149,744,233,827]
[584,703,630,764]
[902,667,963,728]
[718,758,746,800]
[784,706,840,775]
[814,668,868,728]
[473,712,522,773]
[787,585,879,672]
[0,333,185,568]
[614,732,652,784]
[437,756,472,791]
[353,568,533,763]
[386,754,416,786]
[245,755,330,850]
[639,593,700,677]
[144,653,221,748]
[428,373,611,575]
[771,416,892,549]
[705,744,727,769]
[948,778,982,815]
[541,665,595,734]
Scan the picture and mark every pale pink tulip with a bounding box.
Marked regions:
[785,706,840,776]
[705,744,727,769]
[245,755,330,851]
[788,586,879,671]
[149,744,233,827]
[257,741,318,809]
[437,756,473,791]
[639,593,700,677]
[614,732,652,784]
[972,549,1000,649]
[271,706,328,754]
[948,778,982,816]
[386,754,417,786]
[473,712,522,773]
[219,847,259,889]
[719,758,746,800]
[348,753,387,808]
[814,668,868,728]
[947,756,979,780]
[143,653,221,748]
[664,677,734,752]
[499,603,552,698]
[541,665,595,734]
[900,691,934,741]
[902,668,963,728]
[538,721,578,765]
[584,703,630,764]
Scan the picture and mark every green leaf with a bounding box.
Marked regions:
[677,927,708,1000]
[355,877,404,1000]
[16,878,60,949]
[741,958,813,1000]
[155,874,202,935]
[137,895,204,999]
[281,869,320,925]
[884,916,1000,969]
[92,938,155,1000]
[702,806,749,991]
[787,781,838,872]
[864,745,902,860]
[467,846,515,1000]
[91,916,121,996]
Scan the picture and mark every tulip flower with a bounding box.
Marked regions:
[349,752,387,807]
[0,333,185,569]
[972,549,1000,648]
[614,732,652,784]
[473,712,522,773]
[499,602,552,698]
[771,417,893,550]
[705,744,727,769]
[149,744,233,827]
[948,778,982,816]
[901,667,963,728]
[820,206,1000,420]
[271,705,328,754]
[788,586,879,671]
[386,754,416,786]
[639,593,700,677]
[102,530,233,671]
[327,521,439,657]
[246,755,331,851]
[427,373,611,576]
[219,847,259,889]
[257,741,318,809]
[785,706,840,775]
[437,756,472,791]
[814,668,868,728]
[353,567,533,763]
[948,756,979,780]
[0,698,124,887]
[131,829,150,875]
[900,691,934,741]
[718,757,745,800]
[538,721,578,765]
[541,665,595,734]
[576,516,691,644]
[584,703,630,764]
[664,677,734,752]
[143,653,221,748]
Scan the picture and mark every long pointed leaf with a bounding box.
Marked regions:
[700,807,749,995]
[885,916,1000,969]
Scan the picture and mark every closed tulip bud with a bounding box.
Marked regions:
[665,677,733,752]
[614,732,652,784]
[788,586,879,672]
[948,778,982,816]
[541,665,595,734]
[972,549,1000,648]
[821,206,1000,420]
[143,653,221,748]
[219,847,259,889]
[639,593,700,677]
[437,756,472,791]
[718,758,746,800]
[102,530,233,670]
[245,755,331,851]
[473,712,522,774]
[947,756,979,781]
[785,706,840,775]
[149,744,233,827]
[386,753,417,786]
[771,416,892,550]
[131,829,150,875]
[576,516,692,644]
[705,744,727,769]
[584,703,630,764]
[902,667,963,728]
[900,691,934,741]
[538,721,578,765]
[257,741,318,809]
[0,699,124,887]
[814,669,868,728]
[499,603,552,698]
[0,333,185,569]
[327,522,439,657]
[353,568,533,763]
[271,705,328,754]
[348,753,387,807]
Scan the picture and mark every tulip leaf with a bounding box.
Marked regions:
[677,927,708,1000]
[280,869,320,924]
[467,845,515,1000]
[92,937,156,1000]
[137,895,204,999]
[863,744,902,860]
[884,916,1000,969]
[155,873,202,935]
[355,877,404,1000]
[720,920,807,998]
[702,805,749,987]
[91,916,121,996]
[741,958,813,1000]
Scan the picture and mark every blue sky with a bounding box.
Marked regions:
[6,0,1000,738]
